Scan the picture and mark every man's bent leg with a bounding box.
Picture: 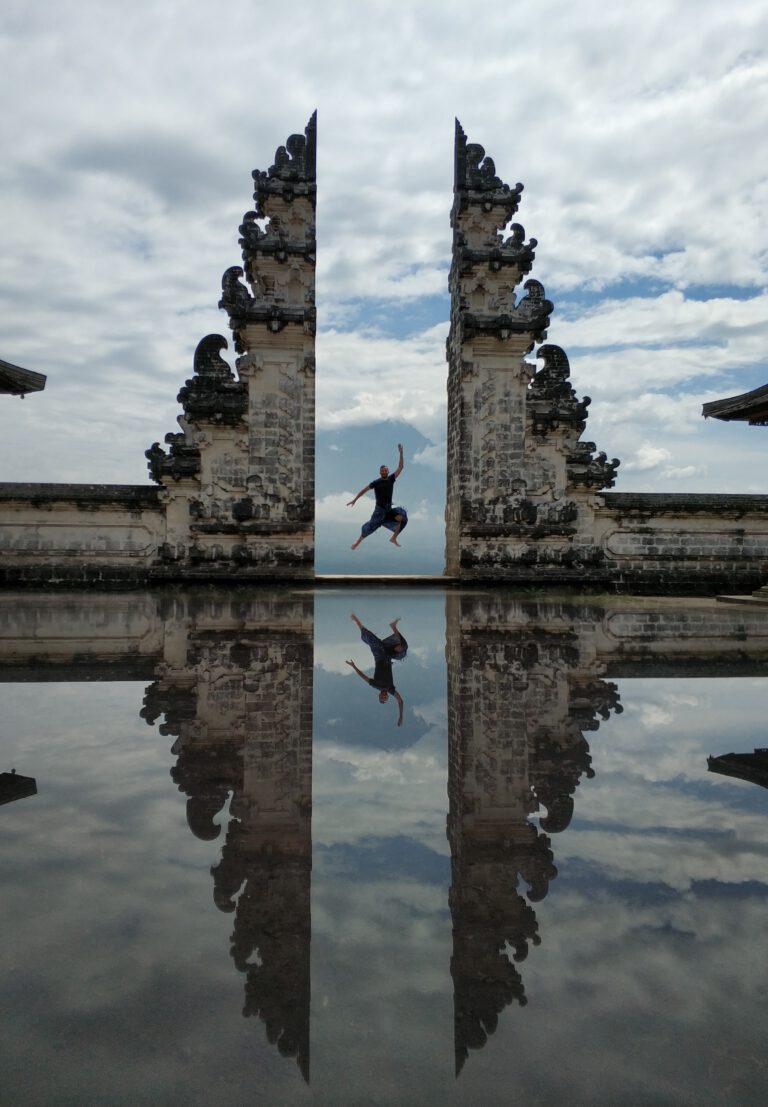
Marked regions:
[353,506,386,549]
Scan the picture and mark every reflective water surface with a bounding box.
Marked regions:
[2,588,768,1106]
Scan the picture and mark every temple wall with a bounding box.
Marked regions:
[596,493,768,594]
[0,485,165,587]
[445,123,768,593]
[0,118,316,587]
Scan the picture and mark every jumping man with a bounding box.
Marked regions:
[347,443,408,550]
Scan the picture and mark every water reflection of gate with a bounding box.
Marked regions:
[140,593,314,1081]
[3,590,768,1081]
[445,594,622,1072]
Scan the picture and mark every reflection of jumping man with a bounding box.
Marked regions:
[345,614,408,726]
[347,443,408,550]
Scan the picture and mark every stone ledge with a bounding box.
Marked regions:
[602,492,768,515]
[0,484,162,508]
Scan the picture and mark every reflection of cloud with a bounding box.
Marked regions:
[624,689,702,734]
[638,704,674,727]
[412,697,447,729]
[314,727,449,856]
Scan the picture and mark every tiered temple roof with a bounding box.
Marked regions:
[0,357,46,397]
[702,383,768,425]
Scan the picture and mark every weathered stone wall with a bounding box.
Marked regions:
[0,484,165,587]
[148,114,317,581]
[445,123,768,592]
[597,493,768,594]
[1,118,316,587]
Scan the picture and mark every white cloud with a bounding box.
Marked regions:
[412,442,447,472]
[316,491,358,524]
[623,443,672,473]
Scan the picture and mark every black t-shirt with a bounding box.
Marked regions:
[370,473,396,507]
[367,659,396,693]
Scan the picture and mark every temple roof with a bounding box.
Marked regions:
[0,357,46,397]
[702,383,768,425]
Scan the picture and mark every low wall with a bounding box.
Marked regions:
[0,484,165,586]
[598,492,768,594]
[3,485,768,593]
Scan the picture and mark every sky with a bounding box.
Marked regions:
[2,0,768,570]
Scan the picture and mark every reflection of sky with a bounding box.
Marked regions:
[1,594,768,1105]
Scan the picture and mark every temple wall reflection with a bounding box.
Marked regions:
[0,592,162,677]
[444,592,768,1072]
[141,593,314,1081]
[445,594,621,1071]
[2,589,768,1085]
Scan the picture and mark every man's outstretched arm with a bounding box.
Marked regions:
[393,443,404,478]
[345,659,370,683]
[394,690,404,726]
[347,484,371,507]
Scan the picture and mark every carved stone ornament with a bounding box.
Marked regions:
[462,279,553,343]
[218,265,316,347]
[176,334,247,426]
[456,222,538,277]
[145,335,246,485]
[566,440,621,490]
[251,111,317,212]
[239,211,316,268]
[145,433,201,485]
[528,344,590,432]
[454,119,523,212]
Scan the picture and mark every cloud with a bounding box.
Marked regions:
[2,0,768,571]
[622,443,673,473]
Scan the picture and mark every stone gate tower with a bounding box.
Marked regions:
[445,121,619,582]
[147,114,317,579]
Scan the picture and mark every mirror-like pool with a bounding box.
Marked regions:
[2,589,767,1105]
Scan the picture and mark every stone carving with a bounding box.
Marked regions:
[145,335,246,485]
[142,118,315,577]
[528,344,590,432]
[567,441,621,489]
[252,111,317,207]
[461,278,553,345]
[454,120,523,208]
[456,223,537,277]
[178,334,247,425]
[145,433,201,485]
[220,266,253,313]
[221,114,317,359]
[446,124,623,580]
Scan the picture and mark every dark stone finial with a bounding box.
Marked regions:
[219,266,252,314]
[193,334,231,377]
[454,118,523,210]
[173,334,247,428]
[251,112,318,210]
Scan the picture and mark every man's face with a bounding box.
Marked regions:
[379,465,389,477]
